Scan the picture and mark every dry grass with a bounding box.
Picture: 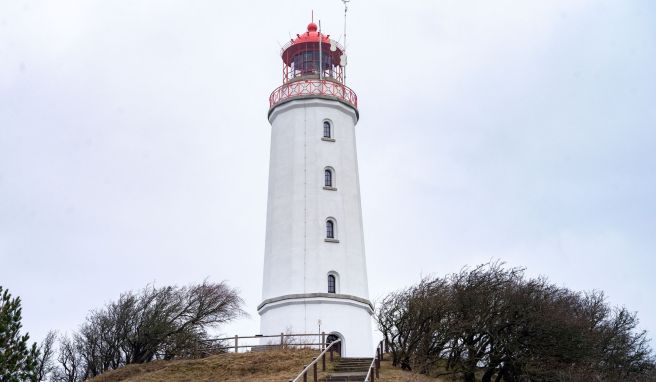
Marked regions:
[88,348,325,382]
[88,349,444,382]
[378,358,445,382]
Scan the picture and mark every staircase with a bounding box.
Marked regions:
[324,357,373,381]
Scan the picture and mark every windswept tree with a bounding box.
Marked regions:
[377,263,656,382]
[53,280,245,380]
[0,286,39,382]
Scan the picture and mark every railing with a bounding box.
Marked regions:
[269,79,358,110]
[280,39,344,56]
[289,339,342,382]
[203,333,327,353]
[364,340,385,382]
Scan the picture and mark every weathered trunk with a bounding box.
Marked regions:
[400,357,412,371]
[482,367,497,382]
[501,367,515,382]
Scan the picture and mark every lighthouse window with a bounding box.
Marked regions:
[303,51,317,74]
[328,275,336,293]
[326,220,335,239]
[325,169,333,187]
[323,121,331,138]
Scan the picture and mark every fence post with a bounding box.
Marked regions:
[313,361,317,381]
[281,332,284,347]
[234,335,238,353]
[371,366,375,381]
[330,349,334,362]
[322,351,326,371]
[303,367,307,382]
[375,357,380,378]
[321,331,326,350]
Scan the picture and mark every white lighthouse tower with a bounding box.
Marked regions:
[258,20,373,356]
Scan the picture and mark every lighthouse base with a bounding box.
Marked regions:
[258,294,374,357]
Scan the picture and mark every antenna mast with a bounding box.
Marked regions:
[319,20,323,80]
[341,0,350,84]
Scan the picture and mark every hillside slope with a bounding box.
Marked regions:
[88,348,440,382]
[88,348,317,382]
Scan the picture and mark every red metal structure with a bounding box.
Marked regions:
[269,22,357,112]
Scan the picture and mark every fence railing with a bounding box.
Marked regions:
[269,79,358,110]
[289,339,342,382]
[203,332,328,353]
[365,340,385,382]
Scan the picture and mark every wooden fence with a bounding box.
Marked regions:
[203,332,330,353]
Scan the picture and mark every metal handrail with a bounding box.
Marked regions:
[280,38,344,56]
[364,340,384,382]
[290,339,342,382]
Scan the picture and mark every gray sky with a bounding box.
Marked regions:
[1,0,655,345]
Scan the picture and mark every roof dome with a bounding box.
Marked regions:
[289,22,331,45]
[280,21,344,66]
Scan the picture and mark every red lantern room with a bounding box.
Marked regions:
[281,22,343,83]
[269,22,358,115]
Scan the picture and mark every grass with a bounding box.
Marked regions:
[88,348,324,382]
[88,349,444,382]
[378,358,445,382]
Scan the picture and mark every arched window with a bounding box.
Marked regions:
[326,220,335,239]
[323,121,331,138]
[325,169,333,187]
[328,275,336,293]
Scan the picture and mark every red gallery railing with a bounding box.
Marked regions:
[280,39,344,57]
[269,79,358,111]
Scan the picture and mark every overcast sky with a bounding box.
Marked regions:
[1,0,655,346]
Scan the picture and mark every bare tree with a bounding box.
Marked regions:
[35,331,57,381]
[51,335,84,382]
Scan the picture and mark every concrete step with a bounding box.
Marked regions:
[324,371,369,381]
[339,358,372,361]
[334,359,372,365]
[333,368,371,373]
[333,364,372,367]
[323,358,373,381]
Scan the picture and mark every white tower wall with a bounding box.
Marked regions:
[259,98,373,356]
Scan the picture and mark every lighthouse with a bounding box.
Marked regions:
[258,20,373,356]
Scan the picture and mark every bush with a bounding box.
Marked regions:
[52,281,245,381]
[376,263,655,382]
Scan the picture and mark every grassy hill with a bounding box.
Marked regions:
[87,348,440,382]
